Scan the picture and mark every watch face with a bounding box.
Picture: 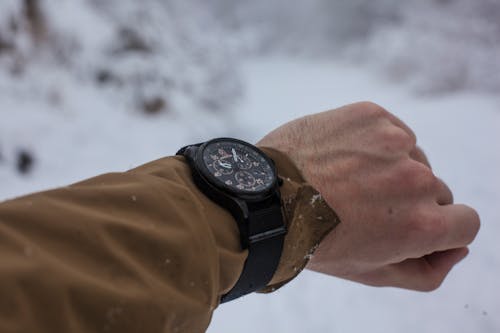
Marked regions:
[200,139,276,194]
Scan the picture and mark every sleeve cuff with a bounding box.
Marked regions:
[258,147,341,292]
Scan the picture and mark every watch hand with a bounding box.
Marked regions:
[218,161,232,169]
[232,148,238,162]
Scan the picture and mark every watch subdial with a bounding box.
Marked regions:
[213,158,234,175]
[235,171,256,188]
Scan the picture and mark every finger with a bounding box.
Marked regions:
[435,178,454,205]
[410,146,431,168]
[387,248,469,291]
[437,204,480,251]
[424,247,469,272]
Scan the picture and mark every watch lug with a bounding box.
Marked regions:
[176,142,202,159]
[233,198,249,219]
[188,145,199,159]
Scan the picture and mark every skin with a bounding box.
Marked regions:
[258,102,480,291]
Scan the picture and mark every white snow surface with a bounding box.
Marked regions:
[2,55,499,332]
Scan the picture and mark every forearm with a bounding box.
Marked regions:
[0,157,224,332]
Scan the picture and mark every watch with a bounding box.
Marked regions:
[176,138,286,303]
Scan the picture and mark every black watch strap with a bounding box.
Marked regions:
[221,201,286,303]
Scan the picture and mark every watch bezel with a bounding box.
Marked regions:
[194,138,278,200]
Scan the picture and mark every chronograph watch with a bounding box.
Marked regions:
[177,138,286,303]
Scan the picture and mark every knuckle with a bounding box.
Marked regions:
[409,209,447,239]
[412,163,437,189]
[437,178,454,204]
[429,213,448,237]
[354,101,387,117]
[415,163,436,191]
[380,126,415,152]
[393,160,437,192]
[401,130,417,149]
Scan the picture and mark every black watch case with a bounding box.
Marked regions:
[178,138,284,248]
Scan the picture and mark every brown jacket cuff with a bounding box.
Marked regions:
[258,147,340,292]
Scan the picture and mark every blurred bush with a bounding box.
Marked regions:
[0,0,242,115]
[207,0,500,94]
[2,0,498,108]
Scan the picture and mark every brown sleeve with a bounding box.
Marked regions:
[0,148,339,333]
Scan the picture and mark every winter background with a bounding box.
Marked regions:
[1,0,499,332]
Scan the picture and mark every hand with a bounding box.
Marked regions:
[258,102,480,291]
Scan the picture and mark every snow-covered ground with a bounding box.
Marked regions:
[2,55,499,332]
